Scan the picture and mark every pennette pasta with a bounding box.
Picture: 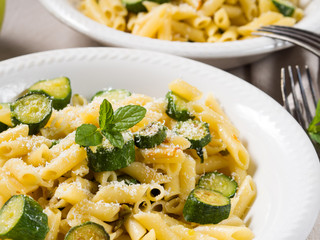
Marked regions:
[78,0,303,42]
[0,77,256,240]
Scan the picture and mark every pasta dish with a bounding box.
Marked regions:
[0,78,256,240]
[78,0,303,42]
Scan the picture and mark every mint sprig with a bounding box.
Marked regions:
[308,100,320,144]
[75,124,103,147]
[113,105,148,132]
[75,99,146,148]
[99,99,114,130]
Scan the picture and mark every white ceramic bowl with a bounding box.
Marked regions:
[0,47,319,239]
[38,0,320,69]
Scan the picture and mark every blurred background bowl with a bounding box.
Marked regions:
[39,0,320,69]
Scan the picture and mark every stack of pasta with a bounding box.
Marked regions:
[79,0,303,42]
[0,78,256,240]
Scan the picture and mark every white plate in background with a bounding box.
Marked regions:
[38,0,320,69]
[0,47,319,239]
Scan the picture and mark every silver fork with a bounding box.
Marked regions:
[253,25,320,57]
[281,65,317,131]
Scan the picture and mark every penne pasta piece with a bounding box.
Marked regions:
[41,144,87,180]
[169,79,203,101]
[121,162,171,184]
[0,124,29,142]
[133,212,182,240]
[230,175,256,218]
[195,225,255,239]
[124,216,147,240]
[172,20,206,42]
[214,8,231,31]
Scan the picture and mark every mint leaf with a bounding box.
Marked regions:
[309,132,320,144]
[308,101,320,144]
[102,130,125,148]
[99,99,114,131]
[75,124,103,147]
[112,105,146,131]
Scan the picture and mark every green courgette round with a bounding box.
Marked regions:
[122,0,170,13]
[65,221,110,240]
[183,188,231,224]
[91,89,131,102]
[198,172,238,198]
[272,0,296,16]
[28,77,71,110]
[87,131,135,172]
[165,91,194,121]
[134,121,167,148]
[0,195,49,240]
[174,119,211,149]
[117,174,139,185]
[0,121,8,133]
[11,93,52,135]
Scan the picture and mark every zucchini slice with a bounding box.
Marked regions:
[165,91,194,121]
[174,119,211,162]
[0,122,8,133]
[11,93,52,135]
[122,0,169,13]
[91,89,131,102]
[174,119,211,148]
[0,103,13,127]
[117,174,139,185]
[28,77,71,110]
[134,121,167,148]
[122,0,146,13]
[272,0,296,16]
[183,188,231,224]
[87,131,135,172]
[0,195,49,240]
[65,221,110,240]
[197,172,238,198]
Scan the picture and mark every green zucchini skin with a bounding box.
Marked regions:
[183,188,231,224]
[87,139,135,172]
[10,93,53,135]
[28,77,72,110]
[174,119,211,149]
[0,195,49,240]
[91,89,131,102]
[65,221,110,240]
[165,91,194,121]
[174,119,211,162]
[122,0,169,13]
[117,174,140,185]
[0,121,8,133]
[134,122,167,148]
[272,0,295,16]
[198,172,238,198]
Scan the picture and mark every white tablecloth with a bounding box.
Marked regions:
[0,0,319,239]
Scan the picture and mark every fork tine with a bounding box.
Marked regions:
[281,68,291,112]
[260,25,320,44]
[253,26,320,57]
[305,65,317,108]
[288,66,307,129]
[295,65,313,124]
[258,26,320,48]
